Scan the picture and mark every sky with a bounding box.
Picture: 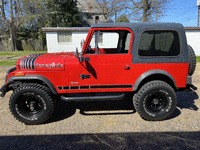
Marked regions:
[160,0,199,27]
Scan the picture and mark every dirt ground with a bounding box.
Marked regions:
[0,64,200,149]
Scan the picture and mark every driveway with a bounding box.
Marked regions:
[0,64,200,149]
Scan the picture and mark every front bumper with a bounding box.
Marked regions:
[0,67,16,97]
[0,84,8,97]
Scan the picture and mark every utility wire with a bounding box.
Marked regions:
[170,6,196,20]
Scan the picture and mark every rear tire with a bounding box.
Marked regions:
[9,83,54,125]
[188,45,196,75]
[133,81,177,121]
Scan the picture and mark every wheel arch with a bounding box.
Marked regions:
[7,75,58,94]
[133,69,177,92]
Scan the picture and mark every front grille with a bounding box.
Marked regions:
[20,54,41,70]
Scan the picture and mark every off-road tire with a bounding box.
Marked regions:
[133,81,177,121]
[9,83,54,125]
[188,45,196,76]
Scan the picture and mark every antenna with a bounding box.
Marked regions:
[198,0,200,26]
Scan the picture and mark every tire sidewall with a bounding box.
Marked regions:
[188,45,196,75]
[10,88,52,124]
[138,84,176,120]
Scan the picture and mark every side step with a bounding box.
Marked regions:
[60,93,125,102]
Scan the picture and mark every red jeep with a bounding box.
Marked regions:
[0,23,197,124]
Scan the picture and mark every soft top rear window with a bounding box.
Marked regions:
[138,30,180,57]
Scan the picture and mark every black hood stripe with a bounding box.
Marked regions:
[20,54,42,70]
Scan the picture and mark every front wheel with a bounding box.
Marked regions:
[9,83,54,125]
[133,81,177,121]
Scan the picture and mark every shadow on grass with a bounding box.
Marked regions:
[1,132,200,149]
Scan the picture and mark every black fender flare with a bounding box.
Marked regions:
[6,75,58,94]
[133,69,177,91]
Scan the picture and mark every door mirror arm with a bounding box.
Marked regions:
[79,50,90,62]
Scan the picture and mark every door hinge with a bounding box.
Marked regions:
[80,74,91,79]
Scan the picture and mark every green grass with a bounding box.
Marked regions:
[0,60,18,66]
[196,56,200,62]
[0,51,47,56]
[0,51,47,66]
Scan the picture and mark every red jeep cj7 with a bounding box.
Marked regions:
[0,23,197,124]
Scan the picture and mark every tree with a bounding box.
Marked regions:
[116,14,130,22]
[127,0,168,22]
[0,0,21,51]
[97,0,127,22]
[20,0,47,39]
[46,0,82,27]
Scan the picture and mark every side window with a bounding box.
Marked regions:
[124,33,131,51]
[86,30,132,54]
[90,31,119,49]
[138,30,180,56]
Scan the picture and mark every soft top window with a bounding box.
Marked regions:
[86,29,132,54]
[138,30,180,57]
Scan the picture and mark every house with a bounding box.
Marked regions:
[42,27,90,53]
[185,27,200,56]
[76,0,109,26]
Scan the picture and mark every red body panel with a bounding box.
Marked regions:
[9,27,189,94]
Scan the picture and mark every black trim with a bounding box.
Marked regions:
[58,86,62,90]
[60,93,125,102]
[32,57,37,69]
[80,74,91,79]
[133,69,177,91]
[7,75,57,94]
[80,86,89,89]
[57,85,133,90]
[91,85,133,89]
[70,86,79,89]
[63,86,69,90]
[5,67,16,82]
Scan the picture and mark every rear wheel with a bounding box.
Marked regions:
[188,45,196,75]
[9,83,54,125]
[133,81,177,121]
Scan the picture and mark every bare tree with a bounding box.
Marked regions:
[97,0,127,22]
[0,0,21,51]
[127,0,168,22]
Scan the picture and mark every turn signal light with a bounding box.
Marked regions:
[15,72,25,76]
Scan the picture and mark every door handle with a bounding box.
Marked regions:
[123,65,130,70]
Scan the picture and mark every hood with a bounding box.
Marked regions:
[19,52,77,71]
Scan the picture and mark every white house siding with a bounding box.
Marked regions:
[90,32,119,48]
[46,31,88,53]
[185,30,200,56]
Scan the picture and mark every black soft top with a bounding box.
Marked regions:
[92,22,188,64]
[92,22,184,31]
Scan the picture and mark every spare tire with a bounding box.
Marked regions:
[188,45,196,75]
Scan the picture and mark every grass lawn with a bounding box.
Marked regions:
[196,56,200,63]
[0,60,18,66]
[0,51,47,66]
[0,51,47,56]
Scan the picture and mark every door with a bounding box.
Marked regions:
[81,28,133,86]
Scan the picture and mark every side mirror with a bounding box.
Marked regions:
[79,50,90,62]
